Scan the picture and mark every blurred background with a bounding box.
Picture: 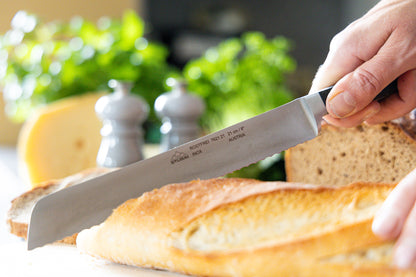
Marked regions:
[0,0,378,76]
[0,0,379,179]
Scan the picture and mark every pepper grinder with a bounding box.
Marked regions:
[155,79,205,151]
[95,80,149,167]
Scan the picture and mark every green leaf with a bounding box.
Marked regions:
[120,10,144,50]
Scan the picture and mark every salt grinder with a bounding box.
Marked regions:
[96,80,149,167]
[155,79,205,151]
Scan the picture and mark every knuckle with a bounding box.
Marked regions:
[353,68,383,94]
[329,34,341,50]
[329,32,346,51]
[329,24,357,52]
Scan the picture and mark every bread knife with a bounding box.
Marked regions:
[27,80,397,250]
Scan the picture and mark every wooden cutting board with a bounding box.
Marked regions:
[0,242,187,277]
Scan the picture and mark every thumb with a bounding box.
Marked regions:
[326,52,399,118]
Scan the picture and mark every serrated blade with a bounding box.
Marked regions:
[27,92,327,250]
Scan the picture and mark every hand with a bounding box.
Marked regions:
[372,168,416,268]
[310,0,416,128]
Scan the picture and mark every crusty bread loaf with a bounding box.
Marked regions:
[7,167,112,244]
[285,122,416,186]
[77,178,416,276]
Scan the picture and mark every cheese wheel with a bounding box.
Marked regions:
[17,93,105,187]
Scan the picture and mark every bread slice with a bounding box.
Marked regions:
[76,178,415,276]
[285,122,416,186]
[7,167,112,244]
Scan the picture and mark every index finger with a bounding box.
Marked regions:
[310,20,387,93]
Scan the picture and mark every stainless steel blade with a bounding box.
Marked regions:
[27,92,327,250]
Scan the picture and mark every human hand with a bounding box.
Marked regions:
[310,0,416,127]
[372,168,416,268]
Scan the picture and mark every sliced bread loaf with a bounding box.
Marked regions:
[76,178,414,277]
[285,122,416,186]
[7,167,112,244]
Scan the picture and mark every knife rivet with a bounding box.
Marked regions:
[95,80,149,167]
[155,78,205,151]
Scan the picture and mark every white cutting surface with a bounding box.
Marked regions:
[0,243,186,277]
[0,146,26,245]
[0,146,188,276]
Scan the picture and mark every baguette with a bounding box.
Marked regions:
[7,167,112,243]
[285,122,416,186]
[77,178,415,276]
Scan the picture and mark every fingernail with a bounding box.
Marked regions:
[363,102,381,121]
[395,243,416,269]
[372,211,399,238]
[327,91,356,118]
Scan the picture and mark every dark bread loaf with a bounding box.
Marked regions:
[285,122,416,186]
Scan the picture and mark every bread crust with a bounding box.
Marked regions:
[7,181,59,240]
[7,167,112,243]
[77,178,413,276]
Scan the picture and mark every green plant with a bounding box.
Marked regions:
[183,32,296,132]
[0,10,177,135]
[183,32,296,180]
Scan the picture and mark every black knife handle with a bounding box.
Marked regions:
[318,79,398,105]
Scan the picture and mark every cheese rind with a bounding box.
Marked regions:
[17,93,105,187]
